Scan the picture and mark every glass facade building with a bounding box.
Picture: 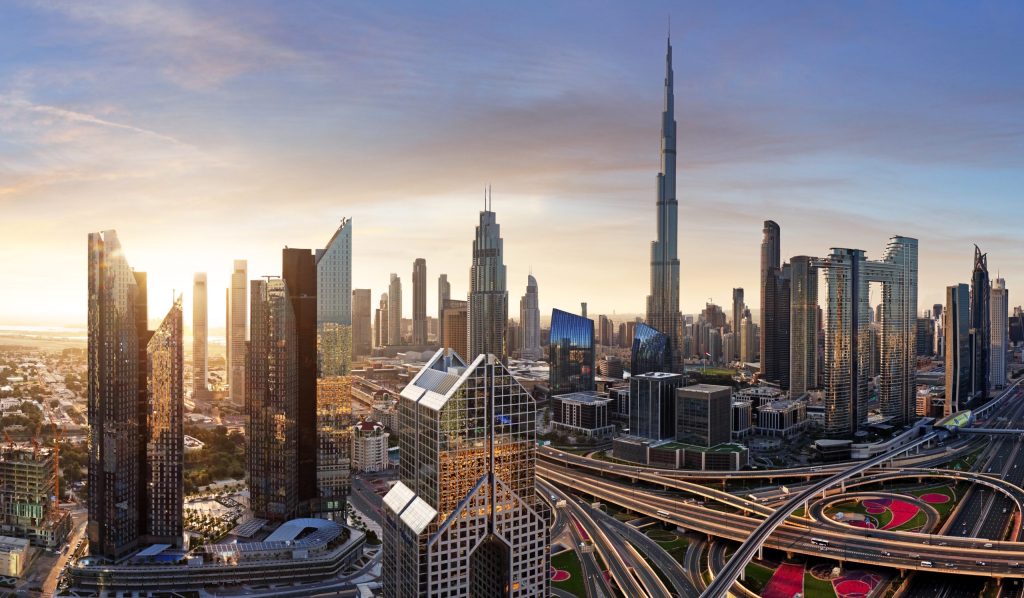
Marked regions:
[789,256,818,396]
[970,245,991,399]
[990,278,1009,390]
[227,260,247,406]
[628,372,684,441]
[945,283,971,416]
[548,308,595,395]
[631,323,670,376]
[468,194,509,363]
[382,350,549,597]
[316,218,353,375]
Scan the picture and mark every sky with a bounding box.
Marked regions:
[1,1,1022,331]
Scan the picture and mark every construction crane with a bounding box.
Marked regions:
[48,415,66,510]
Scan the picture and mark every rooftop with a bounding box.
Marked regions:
[552,390,610,405]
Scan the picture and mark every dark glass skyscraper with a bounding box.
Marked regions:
[970,245,990,399]
[548,308,595,394]
[760,221,791,387]
[945,283,971,416]
[631,323,670,375]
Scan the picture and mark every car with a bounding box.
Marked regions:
[983,542,993,548]
[976,561,987,566]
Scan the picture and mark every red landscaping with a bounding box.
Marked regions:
[862,498,921,530]
[832,570,883,598]
[761,563,804,598]
[549,566,570,582]
[921,493,950,504]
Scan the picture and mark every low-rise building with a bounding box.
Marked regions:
[0,536,29,577]
[731,399,753,440]
[550,391,615,438]
[756,399,808,438]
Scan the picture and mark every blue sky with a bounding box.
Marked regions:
[1,1,1022,327]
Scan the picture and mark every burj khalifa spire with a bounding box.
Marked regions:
[645,36,682,372]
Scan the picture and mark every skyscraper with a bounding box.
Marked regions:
[970,245,991,399]
[739,313,756,363]
[645,37,682,373]
[388,274,402,346]
[520,275,542,359]
[88,231,184,559]
[760,221,791,387]
[412,258,427,345]
[631,323,671,376]
[548,308,595,394]
[789,257,818,395]
[468,191,508,362]
[316,218,353,376]
[192,273,208,399]
[437,273,450,346]
[382,350,549,597]
[945,283,971,416]
[375,292,389,349]
[88,230,143,560]
[817,236,918,436]
[227,260,248,406]
[731,288,744,359]
[990,278,1009,390]
[282,247,319,517]
[145,297,184,547]
[352,289,372,357]
[248,277,299,521]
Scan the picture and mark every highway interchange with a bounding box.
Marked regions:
[540,377,1024,597]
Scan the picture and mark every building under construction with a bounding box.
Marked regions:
[0,446,72,548]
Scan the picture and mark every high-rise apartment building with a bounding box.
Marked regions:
[945,283,971,416]
[549,308,595,394]
[282,248,319,517]
[192,273,208,399]
[740,312,756,363]
[382,350,549,597]
[731,288,744,358]
[317,377,353,520]
[760,221,791,387]
[227,260,248,406]
[789,256,818,395]
[316,218,353,376]
[990,278,1009,390]
[145,298,184,547]
[87,231,184,560]
[437,274,450,346]
[520,275,542,359]
[468,192,508,362]
[388,274,402,346]
[970,245,991,399]
[412,258,427,345]
[645,38,682,373]
[375,292,388,348]
[352,289,372,357]
[816,237,918,437]
[441,299,468,359]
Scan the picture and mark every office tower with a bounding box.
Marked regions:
[789,256,818,395]
[731,288,744,357]
[916,318,935,356]
[192,273,208,399]
[468,191,509,362]
[817,236,918,437]
[383,351,549,597]
[412,258,427,345]
[282,248,319,516]
[87,230,144,560]
[760,222,791,387]
[227,260,248,406]
[388,274,402,346]
[248,278,299,520]
[316,218,353,376]
[629,372,684,441]
[520,275,542,359]
[707,329,723,365]
[945,283,971,416]
[437,274,450,346]
[1010,307,1024,345]
[631,323,670,376]
[375,293,388,348]
[676,384,731,447]
[740,313,756,363]
[441,299,468,359]
[970,245,991,399]
[933,303,943,322]
[990,278,1009,389]
[549,308,595,394]
[352,289,372,357]
[645,38,682,373]
[317,377,353,520]
[145,298,183,547]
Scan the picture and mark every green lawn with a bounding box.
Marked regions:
[551,550,586,597]
[645,528,677,542]
[906,484,965,522]
[804,571,837,597]
[742,562,774,594]
[656,537,689,565]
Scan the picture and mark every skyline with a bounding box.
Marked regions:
[3,1,1024,328]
